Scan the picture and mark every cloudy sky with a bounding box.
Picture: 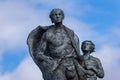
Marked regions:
[0,0,120,80]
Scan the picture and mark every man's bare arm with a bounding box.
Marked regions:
[35,32,53,62]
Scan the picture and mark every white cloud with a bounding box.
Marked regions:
[0,0,92,52]
[93,45,120,80]
[91,24,120,80]
[23,0,93,17]
[64,17,97,41]
[0,45,120,80]
[94,24,120,47]
[0,0,51,51]
[0,0,120,80]
[0,49,3,61]
[0,57,43,80]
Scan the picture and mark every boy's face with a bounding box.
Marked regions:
[83,42,93,52]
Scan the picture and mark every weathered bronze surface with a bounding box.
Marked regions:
[27,8,104,80]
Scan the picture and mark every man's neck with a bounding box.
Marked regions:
[54,22,63,28]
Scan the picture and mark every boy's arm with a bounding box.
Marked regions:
[85,58,104,78]
[95,58,104,78]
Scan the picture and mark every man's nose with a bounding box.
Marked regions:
[56,14,60,18]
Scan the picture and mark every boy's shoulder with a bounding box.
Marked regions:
[90,56,101,62]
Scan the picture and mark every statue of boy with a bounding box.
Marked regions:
[80,40,104,80]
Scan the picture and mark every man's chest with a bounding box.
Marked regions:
[47,28,71,46]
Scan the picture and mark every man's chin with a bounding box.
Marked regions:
[56,21,61,23]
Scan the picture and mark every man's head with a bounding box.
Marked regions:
[81,40,95,54]
[49,8,64,23]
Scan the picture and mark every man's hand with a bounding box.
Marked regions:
[86,65,93,70]
[36,53,53,63]
[86,70,94,76]
[36,54,45,61]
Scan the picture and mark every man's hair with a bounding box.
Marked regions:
[81,40,95,53]
[49,8,64,23]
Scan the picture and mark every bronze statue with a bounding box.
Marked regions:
[27,8,104,80]
[80,40,104,80]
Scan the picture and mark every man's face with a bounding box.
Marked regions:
[52,10,64,23]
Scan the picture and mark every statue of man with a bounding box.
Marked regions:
[80,40,104,80]
[27,8,82,80]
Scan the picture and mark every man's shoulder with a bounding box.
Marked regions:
[44,25,55,35]
[63,25,74,35]
[46,25,55,31]
[28,25,54,40]
[64,25,74,32]
[37,25,54,30]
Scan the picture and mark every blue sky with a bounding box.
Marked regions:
[0,0,120,80]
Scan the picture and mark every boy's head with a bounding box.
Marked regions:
[81,40,95,54]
